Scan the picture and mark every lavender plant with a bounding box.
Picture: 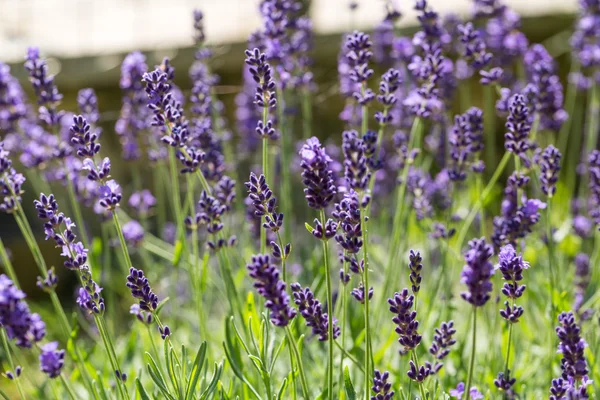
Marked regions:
[0,1,599,399]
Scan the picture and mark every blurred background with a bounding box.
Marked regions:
[0,0,580,300]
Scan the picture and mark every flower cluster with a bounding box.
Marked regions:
[126,267,159,313]
[588,150,600,228]
[142,67,189,147]
[388,288,421,353]
[555,311,588,381]
[186,190,235,250]
[0,142,26,213]
[504,94,531,160]
[128,189,156,216]
[341,130,370,192]
[76,267,105,315]
[371,369,394,400]
[116,51,149,161]
[376,68,402,125]
[244,48,277,110]
[248,255,296,327]
[524,45,567,131]
[0,274,46,348]
[460,237,494,307]
[458,22,491,70]
[538,145,561,197]
[39,342,65,378]
[300,137,337,209]
[24,47,64,127]
[291,283,339,340]
[497,245,529,320]
[449,107,484,181]
[343,31,375,105]
[245,172,284,233]
[408,250,423,294]
[429,320,456,372]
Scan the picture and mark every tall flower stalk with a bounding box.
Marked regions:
[300,137,337,399]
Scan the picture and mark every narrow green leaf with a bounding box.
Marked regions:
[276,378,288,400]
[304,222,314,234]
[156,297,171,315]
[185,342,207,400]
[172,240,184,265]
[0,390,11,400]
[199,362,223,400]
[344,366,357,400]
[136,378,152,400]
[146,353,176,400]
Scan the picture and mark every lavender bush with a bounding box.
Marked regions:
[0,1,598,399]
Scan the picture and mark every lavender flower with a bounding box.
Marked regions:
[291,283,339,340]
[39,342,65,378]
[123,220,145,246]
[24,47,64,127]
[376,68,402,126]
[341,130,369,192]
[371,369,394,400]
[555,311,588,381]
[496,245,528,322]
[538,145,562,197]
[450,382,484,399]
[494,370,516,396]
[76,268,105,315]
[36,268,58,292]
[244,48,277,110]
[550,376,592,400]
[408,250,423,294]
[142,68,189,147]
[407,360,433,382]
[388,288,421,353]
[116,51,149,161]
[186,190,234,250]
[458,22,491,70]
[128,190,156,216]
[429,320,456,372]
[35,193,88,270]
[588,150,600,228]
[130,304,153,325]
[300,137,337,209]
[245,172,284,233]
[0,274,46,348]
[343,31,375,105]
[0,63,27,132]
[77,88,100,124]
[574,253,590,313]
[461,237,494,307]
[248,255,296,327]
[333,190,363,254]
[70,114,101,158]
[0,142,26,213]
[524,45,567,131]
[449,107,484,181]
[126,267,159,312]
[5,366,22,380]
[350,283,373,304]
[504,94,530,160]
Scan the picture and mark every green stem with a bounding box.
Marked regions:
[411,350,427,400]
[557,61,579,160]
[503,322,514,382]
[484,84,497,172]
[65,167,91,249]
[93,314,129,400]
[1,329,27,399]
[546,199,557,320]
[338,256,348,397]
[456,151,511,250]
[112,212,134,271]
[0,238,18,284]
[465,307,477,399]
[301,88,312,140]
[475,174,485,237]
[59,374,78,400]
[278,87,293,247]
[319,209,334,400]
[360,198,372,399]
[285,326,310,399]
[168,148,185,247]
[382,117,422,306]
